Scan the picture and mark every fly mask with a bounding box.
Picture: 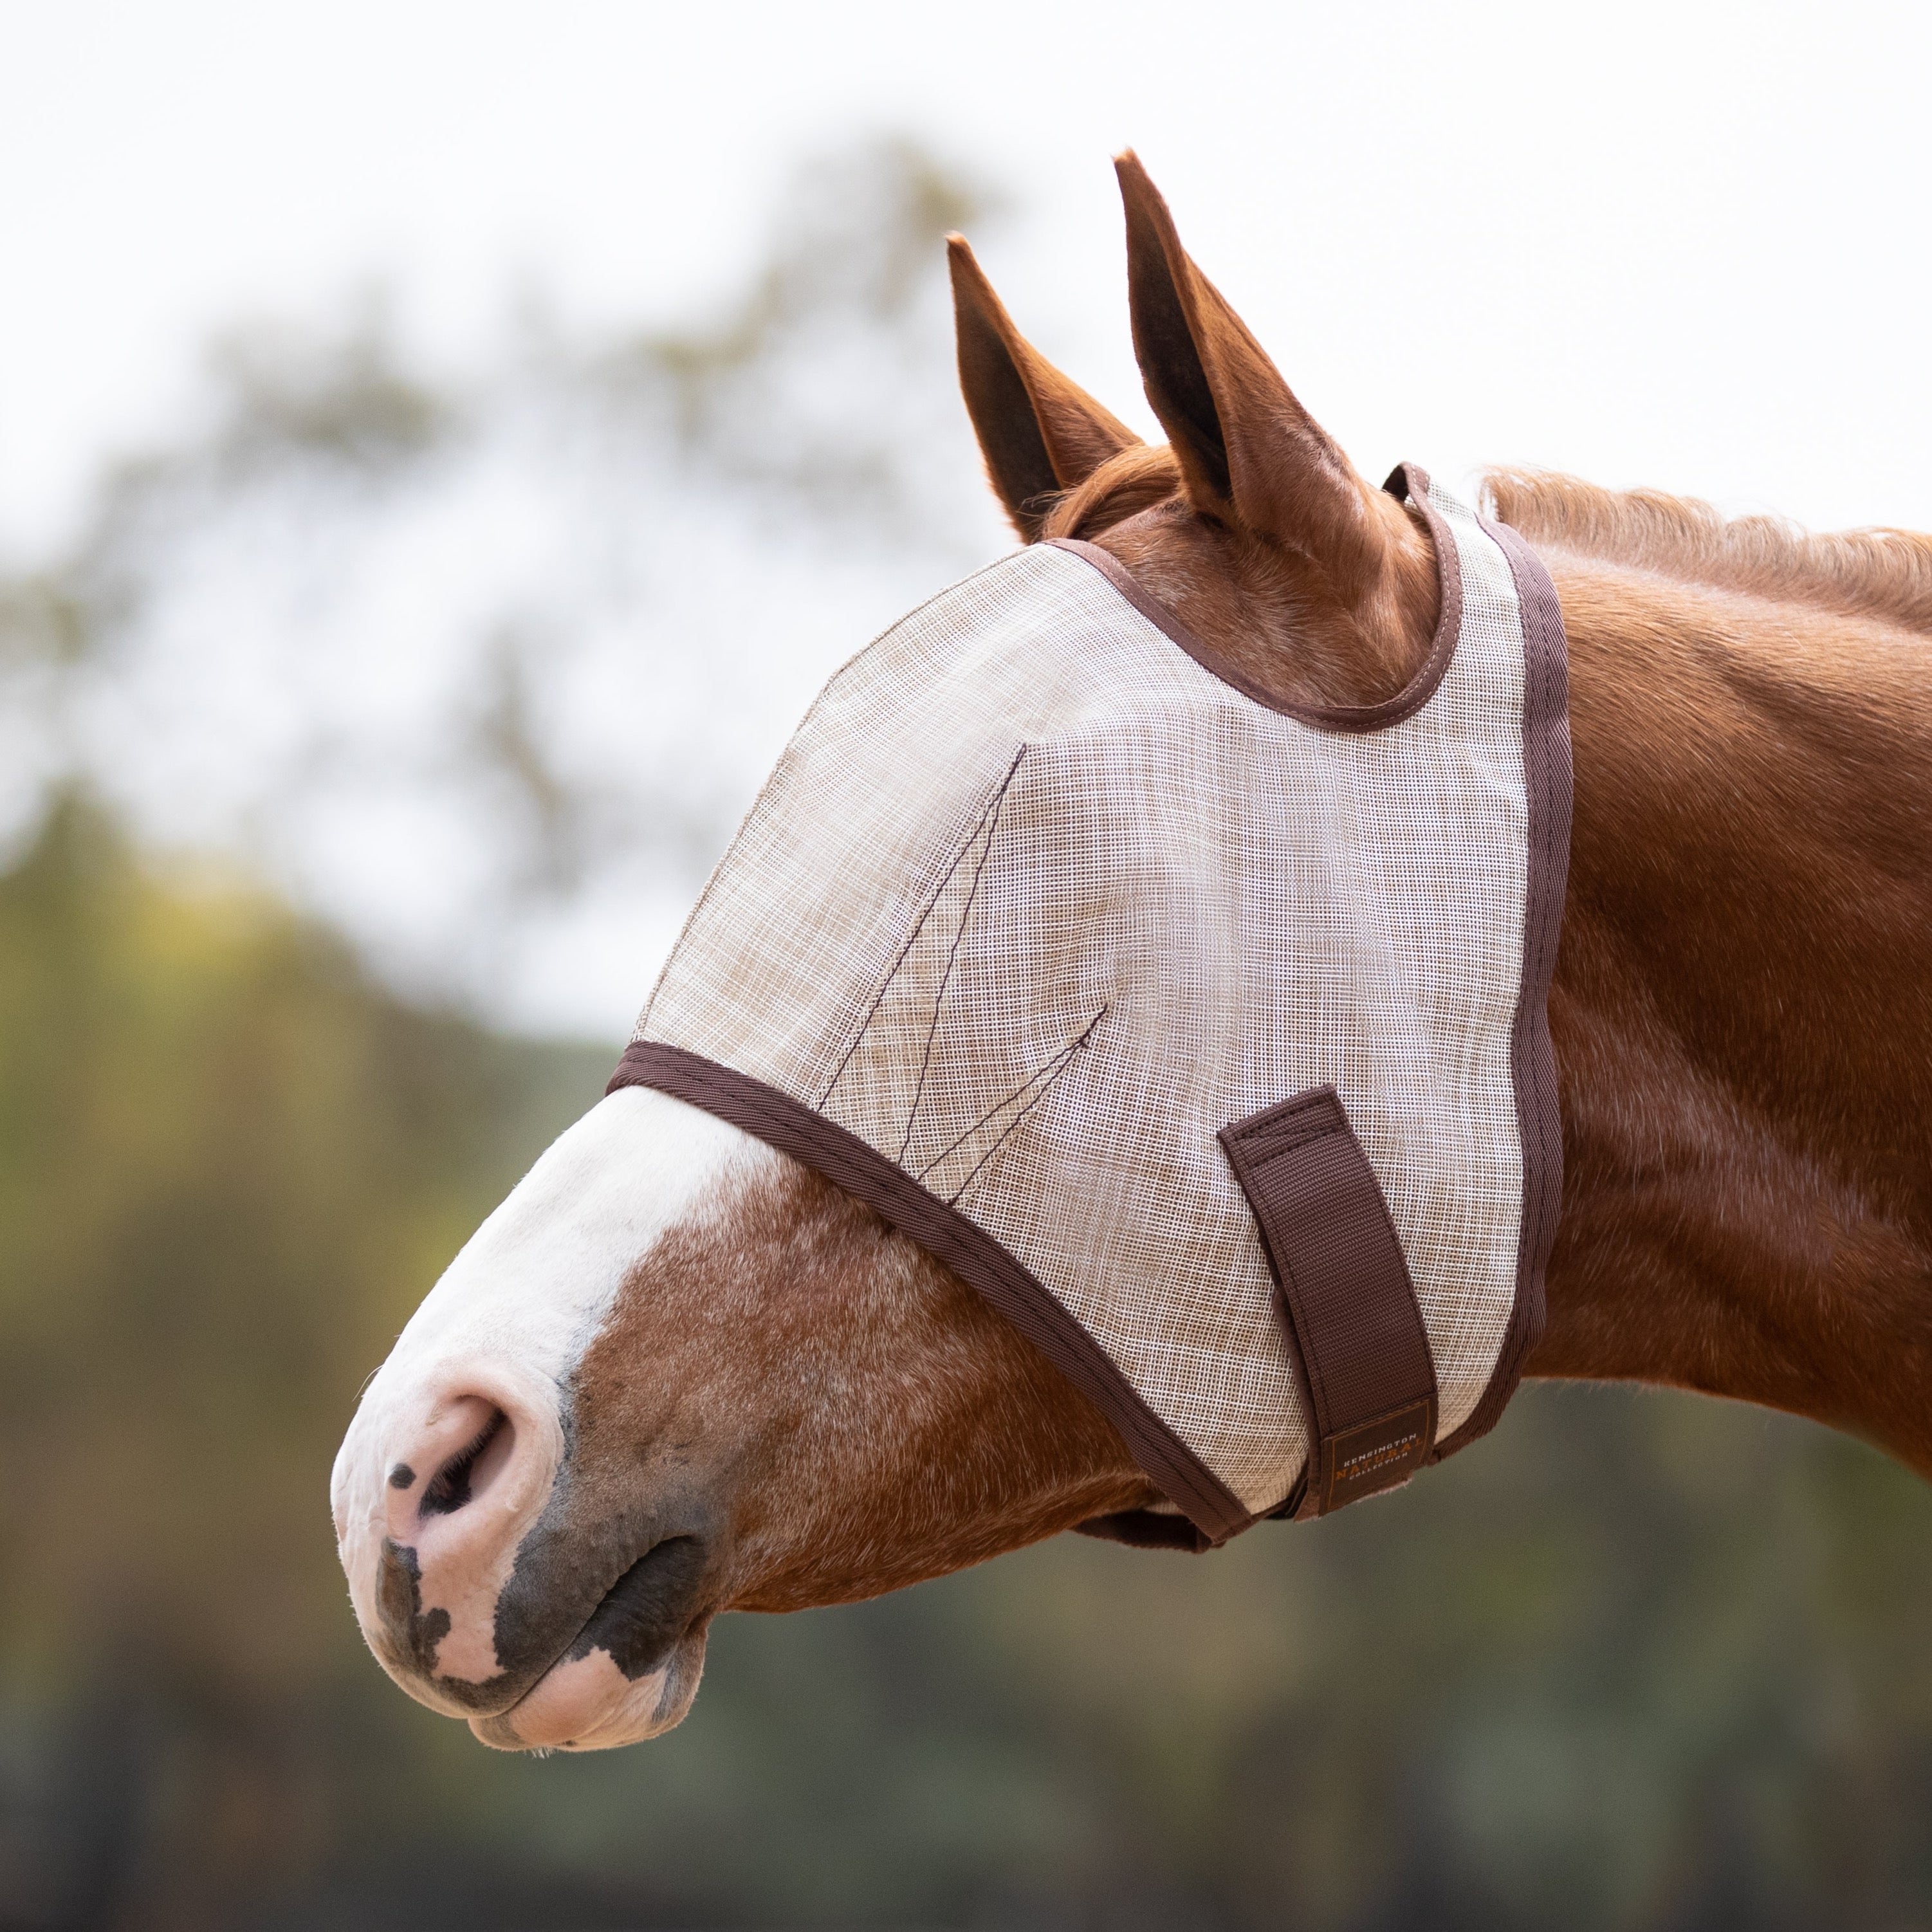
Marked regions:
[609,467,1571,1548]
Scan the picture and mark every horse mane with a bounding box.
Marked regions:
[1484,468,1932,636]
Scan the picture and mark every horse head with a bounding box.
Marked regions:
[334,152,1932,1753]
[331,154,1455,1751]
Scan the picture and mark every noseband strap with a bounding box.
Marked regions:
[1220,1087,1438,1518]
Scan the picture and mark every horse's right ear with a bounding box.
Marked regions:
[1114,151,1386,599]
[948,235,1141,542]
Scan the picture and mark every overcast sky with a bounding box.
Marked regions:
[6,1,1929,546]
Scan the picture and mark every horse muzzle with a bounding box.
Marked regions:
[333,1363,715,1750]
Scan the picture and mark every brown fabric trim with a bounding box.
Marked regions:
[1219,1087,1438,1517]
[1431,516,1572,1461]
[1043,462,1463,735]
[606,1040,1255,1546]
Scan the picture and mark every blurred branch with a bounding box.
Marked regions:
[459,618,722,900]
[584,138,998,529]
[202,297,454,479]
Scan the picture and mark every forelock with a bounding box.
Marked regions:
[1040,445,1184,541]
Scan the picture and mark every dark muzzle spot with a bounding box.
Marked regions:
[376,1538,450,1678]
[374,1537,524,1713]
[566,1537,709,1681]
[387,1462,416,1490]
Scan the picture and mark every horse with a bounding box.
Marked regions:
[332,152,1932,1754]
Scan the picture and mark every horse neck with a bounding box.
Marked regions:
[1538,551,1932,1471]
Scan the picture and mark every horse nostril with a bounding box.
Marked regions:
[419,1405,511,1518]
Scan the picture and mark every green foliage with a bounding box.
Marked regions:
[0,799,609,1922]
[0,798,589,1684]
[5,800,1932,1931]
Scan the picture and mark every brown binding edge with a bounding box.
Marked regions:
[1043,462,1464,735]
[1429,513,1572,1460]
[606,1039,1255,1546]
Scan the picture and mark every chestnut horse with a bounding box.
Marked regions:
[333,154,1932,1753]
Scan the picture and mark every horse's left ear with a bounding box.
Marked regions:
[948,234,1141,542]
[1115,151,1386,597]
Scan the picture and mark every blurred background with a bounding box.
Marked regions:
[5,4,1932,1926]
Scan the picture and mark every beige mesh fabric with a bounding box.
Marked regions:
[636,481,1534,1517]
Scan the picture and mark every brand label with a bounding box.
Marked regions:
[1320,1399,1434,1509]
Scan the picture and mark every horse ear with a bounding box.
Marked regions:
[1114,151,1383,594]
[948,234,1141,542]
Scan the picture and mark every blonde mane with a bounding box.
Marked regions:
[1484,468,1932,635]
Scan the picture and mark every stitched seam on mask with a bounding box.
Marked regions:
[914,1005,1110,1185]
[944,1007,1109,1208]
[816,747,1026,1110]
[894,748,1027,1163]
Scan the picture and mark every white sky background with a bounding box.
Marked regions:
[6,1,1929,537]
[3,1,1929,1036]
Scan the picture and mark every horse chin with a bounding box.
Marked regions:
[466,1625,709,1753]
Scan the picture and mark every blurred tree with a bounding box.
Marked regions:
[0,140,1006,1032]
[0,793,607,1924]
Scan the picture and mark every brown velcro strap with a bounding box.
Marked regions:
[1219,1087,1438,1518]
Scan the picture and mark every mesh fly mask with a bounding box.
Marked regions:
[609,467,1571,1547]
